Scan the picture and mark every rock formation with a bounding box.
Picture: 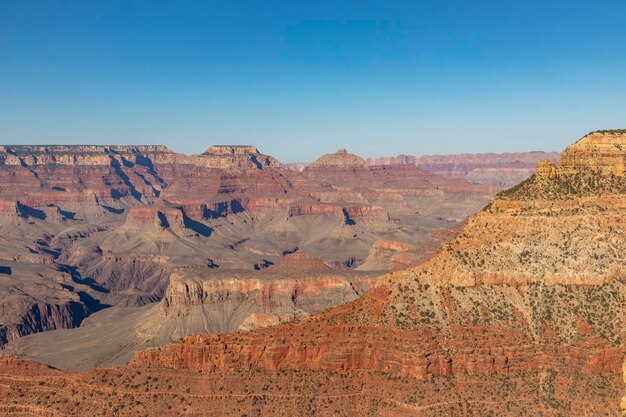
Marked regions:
[365,151,561,186]
[307,148,366,168]
[288,150,560,186]
[282,162,307,172]
[201,145,282,170]
[127,131,626,415]
[0,142,499,347]
[365,153,417,166]
[414,151,557,182]
[0,130,622,416]
[7,252,379,370]
[0,264,90,347]
[556,130,626,176]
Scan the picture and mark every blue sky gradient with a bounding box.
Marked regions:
[1,1,625,161]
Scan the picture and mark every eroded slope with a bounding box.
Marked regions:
[1,131,623,416]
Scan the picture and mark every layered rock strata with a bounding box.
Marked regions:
[364,151,561,186]
[123,131,625,415]
[6,252,379,370]
[0,132,624,416]
[0,142,494,352]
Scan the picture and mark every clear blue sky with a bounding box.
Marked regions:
[1,1,625,162]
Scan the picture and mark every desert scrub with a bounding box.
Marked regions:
[497,170,626,201]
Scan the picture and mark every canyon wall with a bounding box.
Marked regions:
[0,131,623,416]
[0,143,497,346]
[127,131,626,416]
[365,151,561,186]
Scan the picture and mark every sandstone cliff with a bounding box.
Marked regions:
[0,131,623,416]
[557,130,626,176]
[0,142,494,373]
[124,131,625,416]
[7,252,379,370]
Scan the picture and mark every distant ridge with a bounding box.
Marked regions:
[286,150,561,186]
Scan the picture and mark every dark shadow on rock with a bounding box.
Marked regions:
[182,213,212,237]
[254,259,273,270]
[17,202,47,220]
[135,153,167,185]
[108,155,143,201]
[231,199,245,214]
[249,154,263,169]
[157,211,170,228]
[342,208,356,225]
[47,204,77,220]
[110,189,125,200]
[204,199,244,219]
[282,247,299,256]
[76,291,111,313]
[101,205,125,214]
[58,208,77,220]
[58,264,110,294]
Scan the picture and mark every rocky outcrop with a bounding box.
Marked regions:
[358,239,420,271]
[0,145,170,166]
[497,132,626,201]
[160,253,379,334]
[365,154,417,166]
[0,264,92,347]
[0,299,89,347]
[135,293,622,379]
[120,206,186,232]
[307,148,366,168]
[408,131,626,288]
[0,341,621,416]
[287,203,339,217]
[0,145,169,207]
[287,203,389,224]
[201,145,281,170]
[0,144,284,208]
[534,159,557,178]
[162,251,378,326]
[556,130,626,176]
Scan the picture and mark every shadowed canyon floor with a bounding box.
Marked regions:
[0,131,623,416]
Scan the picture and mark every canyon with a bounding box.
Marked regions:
[7,252,380,370]
[0,144,498,352]
[0,130,623,416]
